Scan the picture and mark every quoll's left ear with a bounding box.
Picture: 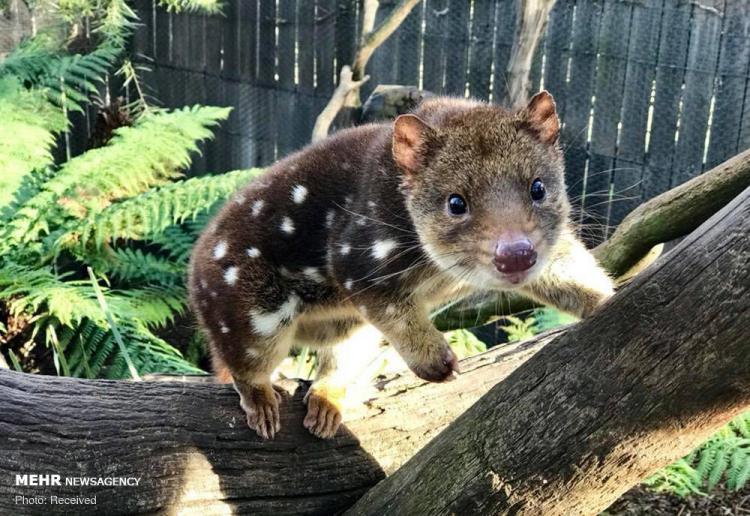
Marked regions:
[522,90,560,145]
[392,114,436,175]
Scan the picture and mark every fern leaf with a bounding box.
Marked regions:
[66,168,261,250]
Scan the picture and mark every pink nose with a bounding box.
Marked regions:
[494,238,537,274]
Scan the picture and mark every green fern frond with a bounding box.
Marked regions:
[0,79,67,205]
[7,106,232,247]
[68,168,260,250]
[0,37,122,113]
[102,248,184,285]
[107,284,187,329]
[648,411,750,495]
[0,262,101,326]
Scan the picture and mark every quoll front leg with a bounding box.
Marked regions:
[522,229,615,318]
[221,325,296,440]
[359,300,459,382]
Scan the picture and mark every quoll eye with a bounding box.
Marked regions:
[447,194,468,216]
[530,178,546,202]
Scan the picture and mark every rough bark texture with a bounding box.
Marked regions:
[437,149,750,330]
[359,85,431,124]
[0,331,559,515]
[595,147,750,278]
[347,187,750,515]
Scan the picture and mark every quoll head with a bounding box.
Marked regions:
[392,91,570,290]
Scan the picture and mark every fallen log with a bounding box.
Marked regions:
[0,189,747,514]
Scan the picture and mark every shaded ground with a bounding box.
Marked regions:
[606,486,750,515]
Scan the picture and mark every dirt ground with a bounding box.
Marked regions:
[606,486,750,515]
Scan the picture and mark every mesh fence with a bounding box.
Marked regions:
[52,0,747,243]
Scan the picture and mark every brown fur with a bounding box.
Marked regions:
[188,92,614,439]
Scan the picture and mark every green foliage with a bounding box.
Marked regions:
[499,307,577,343]
[0,29,262,378]
[647,412,750,495]
[446,329,487,359]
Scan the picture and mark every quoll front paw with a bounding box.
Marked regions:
[237,383,283,440]
[409,345,459,383]
[303,386,344,439]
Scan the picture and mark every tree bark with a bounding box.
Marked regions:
[435,148,750,331]
[347,186,750,515]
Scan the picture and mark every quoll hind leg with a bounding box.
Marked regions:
[303,347,344,439]
[224,326,295,440]
[302,325,385,439]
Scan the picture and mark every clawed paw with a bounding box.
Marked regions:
[410,346,460,383]
[238,383,282,439]
[303,389,343,439]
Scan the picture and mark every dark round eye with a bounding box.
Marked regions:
[447,194,468,215]
[530,178,546,202]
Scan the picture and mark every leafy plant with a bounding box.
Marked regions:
[0,6,260,378]
[646,412,750,495]
[499,307,577,343]
[447,329,487,359]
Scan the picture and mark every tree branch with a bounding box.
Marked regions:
[312,0,421,140]
[312,66,370,142]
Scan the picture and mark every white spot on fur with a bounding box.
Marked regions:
[344,196,352,206]
[291,184,308,204]
[219,322,230,334]
[200,279,208,289]
[356,217,366,226]
[246,348,259,358]
[210,291,218,298]
[234,194,246,205]
[280,216,295,234]
[303,267,325,283]
[224,266,239,286]
[251,199,264,217]
[367,201,376,209]
[385,304,396,315]
[246,247,261,258]
[326,210,336,228]
[371,239,397,260]
[341,161,352,171]
[340,243,351,255]
[213,240,228,260]
[344,279,353,290]
[250,294,301,336]
[358,305,368,317]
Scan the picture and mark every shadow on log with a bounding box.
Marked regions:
[0,184,748,514]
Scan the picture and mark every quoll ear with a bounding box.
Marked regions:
[392,114,436,174]
[522,90,560,145]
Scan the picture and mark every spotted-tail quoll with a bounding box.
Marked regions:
[188,91,615,440]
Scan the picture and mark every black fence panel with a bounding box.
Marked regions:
[122,0,745,243]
